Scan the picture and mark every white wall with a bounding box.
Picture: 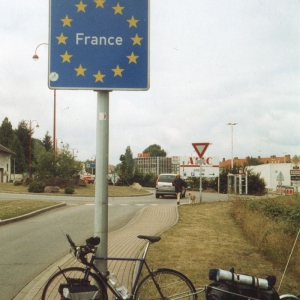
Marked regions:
[247,163,295,192]
[0,153,11,183]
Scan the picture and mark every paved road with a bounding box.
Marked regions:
[0,191,229,299]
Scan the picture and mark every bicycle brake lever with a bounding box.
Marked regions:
[76,247,81,259]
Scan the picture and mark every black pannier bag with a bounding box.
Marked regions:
[59,282,100,300]
[206,268,279,300]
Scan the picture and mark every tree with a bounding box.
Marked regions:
[15,121,31,169]
[0,117,15,148]
[43,131,53,152]
[244,157,263,167]
[124,146,134,180]
[35,144,82,186]
[118,154,128,183]
[10,135,26,173]
[35,150,56,184]
[247,171,266,195]
[55,145,82,185]
[117,146,135,184]
[143,144,167,157]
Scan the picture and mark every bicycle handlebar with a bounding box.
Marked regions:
[66,234,100,266]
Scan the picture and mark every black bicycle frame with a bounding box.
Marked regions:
[81,253,160,299]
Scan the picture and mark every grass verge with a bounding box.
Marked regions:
[0,183,151,221]
[145,201,298,295]
[0,200,61,220]
[0,183,150,197]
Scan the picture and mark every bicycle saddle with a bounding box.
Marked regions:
[137,235,161,243]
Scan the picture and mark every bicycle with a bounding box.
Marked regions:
[41,234,198,299]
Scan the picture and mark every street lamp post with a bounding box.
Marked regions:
[22,120,39,178]
[72,148,79,157]
[226,122,238,170]
[32,43,57,152]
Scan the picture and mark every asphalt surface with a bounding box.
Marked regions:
[0,192,233,300]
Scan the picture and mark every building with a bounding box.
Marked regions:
[0,144,15,183]
[220,155,291,170]
[246,163,297,192]
[134,156,172,175]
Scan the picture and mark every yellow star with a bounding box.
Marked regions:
[93,71,105,82]
[74,64,87,76]
[126,52,139,64]
[112,3,124,15]
[127,16,139,28]
[56,33,68,44]
[94,0,105,8]
[111,65,124,77]
[60,51,73,63]
[75,1,87,12]
[131,34,143,46]
[61,15,73,27]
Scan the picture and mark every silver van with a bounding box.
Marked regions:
[155,174,186,199]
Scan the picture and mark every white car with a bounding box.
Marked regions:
[155,174,186,199]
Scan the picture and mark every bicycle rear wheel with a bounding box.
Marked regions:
[135,268,197,299]
[280,295,300,300]
[41,267,107,300]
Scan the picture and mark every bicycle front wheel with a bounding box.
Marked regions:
[41,267,107,300]
[135,268,197,300]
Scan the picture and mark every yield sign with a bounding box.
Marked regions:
[192,143,210,158]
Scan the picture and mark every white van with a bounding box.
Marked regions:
[155,174,186,199]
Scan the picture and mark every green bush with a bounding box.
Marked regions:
[28,181,45,193]
[64,187,74,194]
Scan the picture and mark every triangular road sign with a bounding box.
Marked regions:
[192,143,210,158]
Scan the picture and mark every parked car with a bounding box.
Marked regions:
[155,173,186,199]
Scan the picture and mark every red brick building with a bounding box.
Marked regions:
[220,154,291,170]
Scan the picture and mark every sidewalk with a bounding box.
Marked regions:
[14,203,178,299]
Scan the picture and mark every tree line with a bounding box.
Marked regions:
[0,117,81,185]
[1,116,265,194]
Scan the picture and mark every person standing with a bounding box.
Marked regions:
[172,174,187,205]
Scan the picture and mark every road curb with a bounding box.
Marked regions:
[0,202,66,226]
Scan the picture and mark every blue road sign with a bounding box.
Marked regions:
[49,0,149,90]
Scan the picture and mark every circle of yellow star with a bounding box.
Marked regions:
[60,51,73,63]
[112,3,124,15]
[74,64,87,76]
[56,33,68,45]
[126,52,139,64]
[61,15,73,27]
[112,65,124,77]
[131,34,143,46]
[76,1,87,12]
[94,0,106,8]
[127,16,139,28]
[93,71,106,82]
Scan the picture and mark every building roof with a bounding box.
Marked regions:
[220,154,291,169]
[0,144,15,155]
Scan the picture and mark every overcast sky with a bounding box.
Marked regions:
[0,0,299,165]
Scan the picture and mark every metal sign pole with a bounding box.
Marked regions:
[199,161,203,203]
[94,91,109,273]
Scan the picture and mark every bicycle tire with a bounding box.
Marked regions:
[41,266,108,300]
[135,267,197,300]
[280,295,300,300]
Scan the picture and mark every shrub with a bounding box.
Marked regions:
[28,181,45,193]
[64,187,74,194]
